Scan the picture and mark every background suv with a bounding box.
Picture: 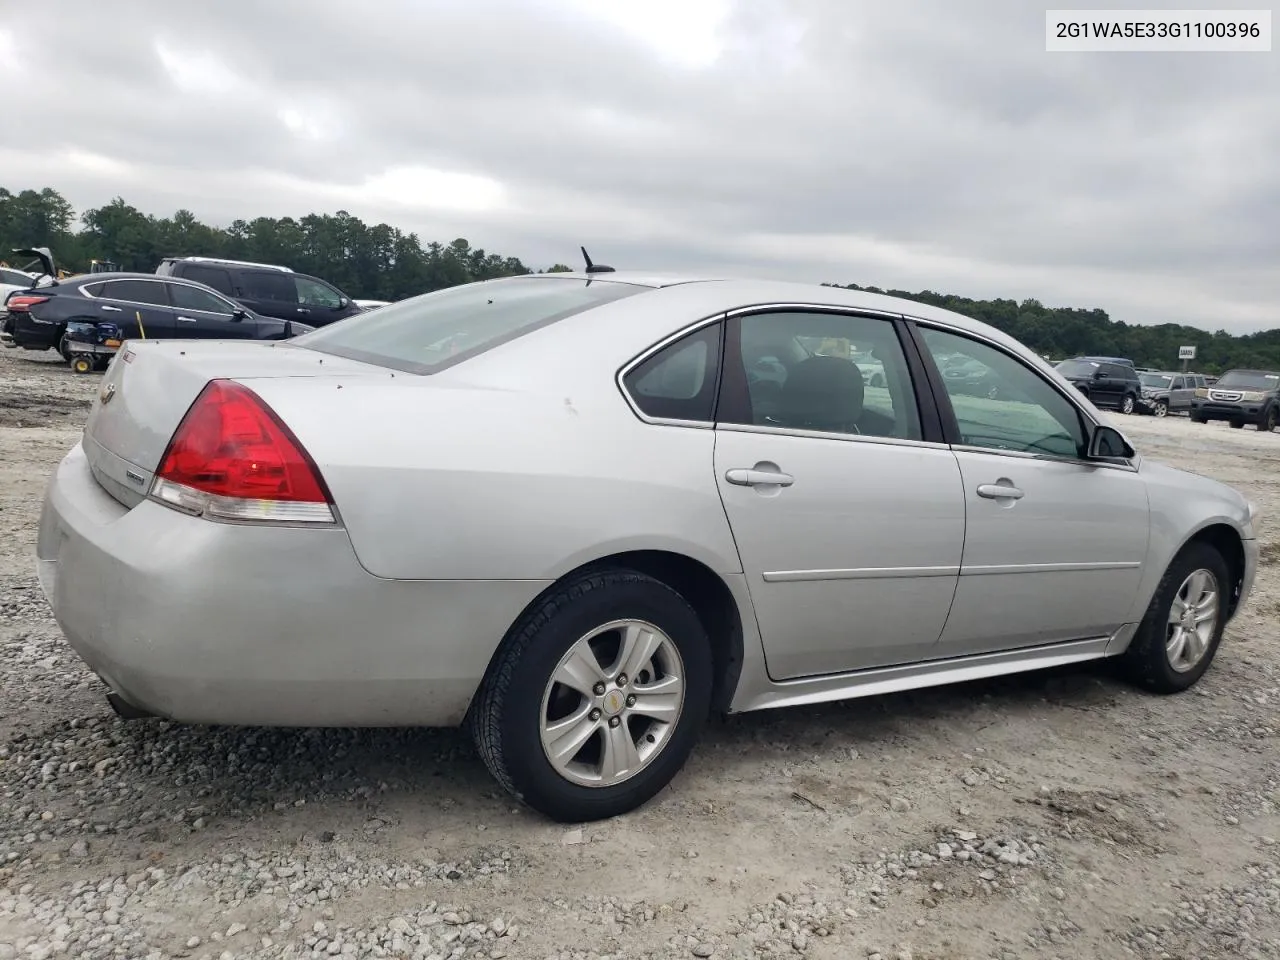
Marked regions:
[1191,369,1280,431]
[1054,356,1142,413]
[2,271,312,359]
[1138,371,1208,417]
[157,256,362,327]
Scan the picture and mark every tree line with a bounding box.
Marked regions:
[1,185,1273,373]
[824,283,1277,374]
[0,186,571,303]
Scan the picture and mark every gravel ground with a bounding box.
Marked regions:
[3,344,1280,960]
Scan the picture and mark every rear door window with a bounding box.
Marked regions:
[243,271,297,302]
[101,279,169,305]
[180,264,235,296]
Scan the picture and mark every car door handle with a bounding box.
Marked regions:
[176,316,198,323]
[725,468,795,488]
[976,483,1025,500]
[296,307,310,313]
[100,305,122,312]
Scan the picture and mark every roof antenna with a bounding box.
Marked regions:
[581,246,615,274]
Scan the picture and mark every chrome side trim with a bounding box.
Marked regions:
[763,565,959,582]
[950,443,1139,473]
[718,421,950,451]
[732,637,1113,714]
[961,561,1142,576]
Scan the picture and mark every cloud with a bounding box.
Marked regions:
[5,0,1277,332]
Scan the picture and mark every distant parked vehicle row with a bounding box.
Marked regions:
[2,250,312,363]
[156,257,364,327]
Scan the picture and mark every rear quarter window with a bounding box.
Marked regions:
[294,275,646,374]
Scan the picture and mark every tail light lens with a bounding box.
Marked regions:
[149,380,336,524]
[5,295,49,312]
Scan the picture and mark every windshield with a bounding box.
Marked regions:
[1055,359,1099,378]
[294,276,646,374]
[1216,371,1280,391]
[1140,374,1173,388]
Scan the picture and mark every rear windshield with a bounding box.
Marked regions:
[1055,359,1099,378]
[1216,370,1280,390]
[293,276,646,374]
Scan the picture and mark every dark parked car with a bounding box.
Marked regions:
[1054,357,1142,414]
[1137,371,1209,417]
[1190,369,1280,431]
[2,254,312,362]
[156,257,362,327]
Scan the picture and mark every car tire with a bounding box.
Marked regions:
[1231,420,1245,429]
[1120,541,1230,694]
[1120,394,1136,415]
[1153,400,1168,417]
[1263,407,1278,432]
[470,569,714,822]
[1190,413,1206,424]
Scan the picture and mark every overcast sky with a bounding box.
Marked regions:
[2,0,1276,333]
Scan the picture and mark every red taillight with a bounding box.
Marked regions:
[5,295,48,313]
[149,380,336,524]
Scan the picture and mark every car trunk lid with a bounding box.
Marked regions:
[82,339,391,507]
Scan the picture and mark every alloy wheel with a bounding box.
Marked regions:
[539,619,686,788]
[1154,400,1168,417]
[1166,568,1220,673]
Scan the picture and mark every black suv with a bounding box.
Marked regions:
[1054,357,1142,414]
[156,257,362,327]
[1190,368,1280,431]
[2,254,312,361]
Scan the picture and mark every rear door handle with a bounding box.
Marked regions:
[101,305,122,312]
[726,468,795,488]
[176,316,198,323]
[296,307,310,313]
[976,483,1025,500]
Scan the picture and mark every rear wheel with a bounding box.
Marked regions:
[70,356,93,374]
[471,570,713,822]
[1120,394,1136,415]
[1120,542,1230,693]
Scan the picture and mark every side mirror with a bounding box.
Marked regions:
[1088,425,1134,460]
[338,296,350,309]
[1092,370,1104,380]
[231,308,248,321]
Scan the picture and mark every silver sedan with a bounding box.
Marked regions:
[37,272,1259,822]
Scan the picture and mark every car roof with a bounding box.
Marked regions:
[62,272,177,285]
[488,272,1057,361]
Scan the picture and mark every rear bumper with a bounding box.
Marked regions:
[37,442,549,727]
[6,312,62,350]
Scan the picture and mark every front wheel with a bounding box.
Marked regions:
[70,355,93,374]
[1120,394,1136,415]
[1190,413,1207,424]
[470,570,713,822]
[1263,407,1278,432]
[1120,542,1230,693]
[1153,400,1168,418]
